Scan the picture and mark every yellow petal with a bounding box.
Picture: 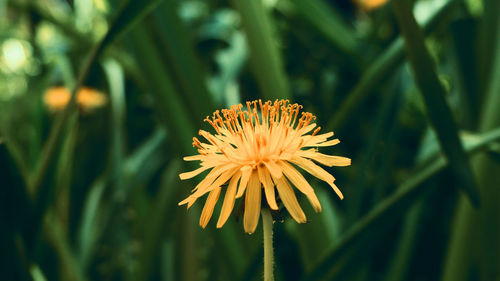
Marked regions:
[204,167,239,193]
[290,156,335,183]
[328,181,344,200]
[258,165,278,210]
[263,160,283,179]
[179,165,211,180]
[290,156,344,200]
[313,139,340,147]
[190,166,238,198]
[178,166,229,206]
[244,171,261,234]
[190,165,226,192]
[299,123,317,135]
[183,155,204,161]
[199,187,222,228]
[311,154,351,167]
[178,196,194,206]
[273,176,306,223]
[303,138,340,148]
[216,172,241,228]
[236,166,252,198]
[278,161,322,212]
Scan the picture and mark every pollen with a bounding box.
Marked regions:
[179,99,351,234]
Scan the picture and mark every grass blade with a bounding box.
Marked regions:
[27,0,162,255]
[102,59,126,194]
[392,0,480,206]
[151,1,216,120]
[129,26,196,152]
[289,0,359,58]
[442,5,500,280]
[326,0,459,133]
[99,0,162,52]
[77,129,167,269]
[230,0,290,100]
[303,127,500,281]
[136,160,182,281]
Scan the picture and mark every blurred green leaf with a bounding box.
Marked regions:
[99,0,162,52]
[442,3,500,279]
[151,1,216,121]
[102,59,126,194]
[327,0,459,133]
[26,0,163,256]
[303,126,500,281]
[230,0,290,100]
[0,143,32,281]
[289,0,359,58]
[392,0,479,206]
[44,214,86,281]
[136,160,181,281]
[77,128,167,269]
[129,26,196,152]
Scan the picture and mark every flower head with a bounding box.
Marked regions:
[179,100,350,234]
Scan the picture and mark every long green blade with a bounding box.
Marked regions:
[303,127,500,281]
[230,0,290,100]
[392,0,479,206]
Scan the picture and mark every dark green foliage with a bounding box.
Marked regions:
[1,0,499,280]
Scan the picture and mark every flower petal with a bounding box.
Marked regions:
[179,165,211,180]
[216,172,241,228]
[190,166,238,198]
[278,161,322,212]
[263,160,283,179]
[311,154,351,167]
[306,138,340,147]
[290,156,344,199]
[290,156,335,183]
[199,186,222,228]
[329,181,344,199]
[205,167,239,192]
[258,164,278,210]
[236,166,252,198]
[243,171,261,234]
[183,155,204,161]
[273,176,306,223]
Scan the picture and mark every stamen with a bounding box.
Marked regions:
[312,126,321,136]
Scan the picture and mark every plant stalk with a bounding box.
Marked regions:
[262,208,274,281]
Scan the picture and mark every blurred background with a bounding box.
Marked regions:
[1,0,499,280]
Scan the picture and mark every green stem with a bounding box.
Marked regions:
[262,208,274,281]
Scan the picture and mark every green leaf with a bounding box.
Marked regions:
[392,0,479,206]
[102,59,126,194]
[303,127,500,281]
[289,0,359,58]
[136,160,182,281]
[77,129,168,269]
[99,0,163,53]
[27,0,161,255]
[326,0,460,133]
[150,1,216,121]
[129,26,196,153]
[230,0,290,100]
[44,214,87,281]
[442,4,500,280]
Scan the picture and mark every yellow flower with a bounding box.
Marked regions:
[179,100,350,234]
[355,0,388,11]
[76,87,108,110]
[43,87,71,111]
[43,86,107,112]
